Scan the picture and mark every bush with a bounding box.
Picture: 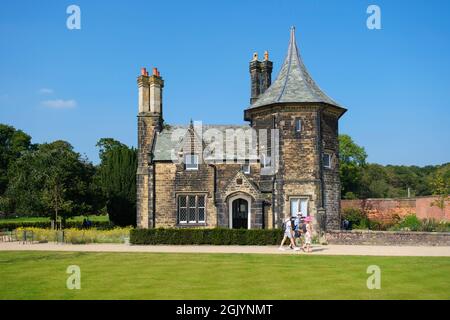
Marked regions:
[434,221,450,233]
[107,196,136,227]
[130,228,283,245]
[0,220,113,231]
[341,208,369,230]
[397,214,422,231]
[15,227,131,244]
[420,218,438,232]
[389,217,450,233]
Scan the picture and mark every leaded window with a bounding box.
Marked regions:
[178,195,206,224]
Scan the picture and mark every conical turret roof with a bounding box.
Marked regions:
[249,27,342,109]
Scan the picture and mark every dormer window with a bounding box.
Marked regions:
[323,153,332,169]
[242,161,250,174]
[185,154,198,171]
[295,119,302,133]
[261,154,271,168]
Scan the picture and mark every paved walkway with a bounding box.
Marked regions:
[0,242,449,256]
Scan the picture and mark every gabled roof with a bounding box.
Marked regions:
[152,124,258,161]
[248,27,343,109]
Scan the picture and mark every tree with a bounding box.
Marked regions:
[339,134,367,198]
[96,139,137,226]
[0,124,33,195]
[96,138,126,162]
[3,140,98,221]
[430,171,449,219]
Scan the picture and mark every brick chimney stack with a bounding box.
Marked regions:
[261,51,273,94]
[137,67,164,115]
[249,51,272,104]
[136,66,164,229]
[249,52,262,104]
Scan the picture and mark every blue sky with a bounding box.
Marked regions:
[0,0,449,165]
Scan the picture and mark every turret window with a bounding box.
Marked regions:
[323,153,332,169]
[295,119,302,133]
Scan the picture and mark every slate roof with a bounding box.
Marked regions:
[152,124,259,161]
[248,27,342,109]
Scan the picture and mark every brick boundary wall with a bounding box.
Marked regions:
[341,196,450,222]
[326,230,450,246]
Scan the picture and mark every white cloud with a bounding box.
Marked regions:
[38,88,54,95]
[41,99,77,109]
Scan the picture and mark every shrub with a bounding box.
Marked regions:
[367,218,397,231]
[435,221,450,233]
[15,227,131,244]
[397,214,422,231]
[420,218,439,232]
[341,208,369,230]
[130,228,283,245]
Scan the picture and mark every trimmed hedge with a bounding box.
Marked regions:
[0,220,113,231]
[130,228,284,245]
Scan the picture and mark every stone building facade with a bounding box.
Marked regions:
[136,27,347,230]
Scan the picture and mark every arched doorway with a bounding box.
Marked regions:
[232,198,248,229]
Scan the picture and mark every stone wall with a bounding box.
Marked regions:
[245,104,342,230]
[136,113,161,229]
[326,230,450,246]
[342,197,450,222]
[321,110,341,229]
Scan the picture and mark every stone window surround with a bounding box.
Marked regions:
[288,195,310,218]
[176,193,207,226]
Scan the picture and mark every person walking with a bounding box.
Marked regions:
[304,216,313,253]
[279,217,300,251]
[294,213,302,247]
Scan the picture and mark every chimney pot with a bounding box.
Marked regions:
[141,67,147,76]
[153,67,158,76]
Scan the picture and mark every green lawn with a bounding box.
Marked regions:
[0,251,449,300]
[0,215,109,224]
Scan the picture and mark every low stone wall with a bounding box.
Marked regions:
[326,230,450,246]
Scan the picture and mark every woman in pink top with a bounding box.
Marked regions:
[304,216,313,253]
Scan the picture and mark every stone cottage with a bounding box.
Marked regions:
[136,27,347,230]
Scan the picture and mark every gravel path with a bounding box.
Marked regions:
[1,242,449,257]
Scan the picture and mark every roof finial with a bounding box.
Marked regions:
[290,26,296,43]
